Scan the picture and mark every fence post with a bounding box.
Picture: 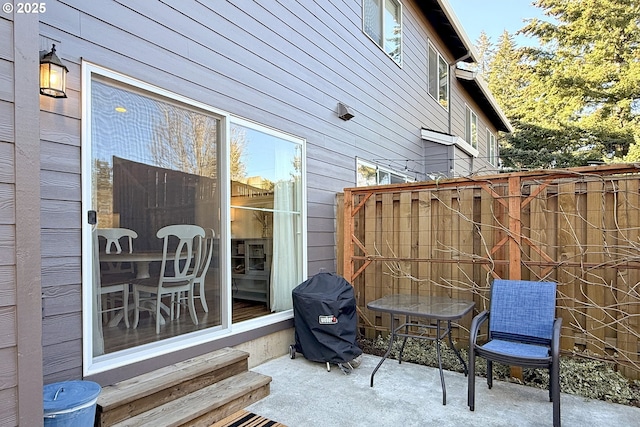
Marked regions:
[508,176,523,380]
[343,189,353,282]
[508,176,522,279]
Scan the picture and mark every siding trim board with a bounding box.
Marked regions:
[13,12,43,427]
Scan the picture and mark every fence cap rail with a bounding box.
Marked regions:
[343,163,640,194]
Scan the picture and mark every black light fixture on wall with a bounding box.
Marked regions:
[39,44,69,98]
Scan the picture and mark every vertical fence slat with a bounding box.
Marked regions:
[456,187,474,341]
[618,178,639,377]
[558,181,577,351]
[586,180,607,354]
[363,192,378,338]
[434,189,452,297]
[418,190,432,296]
[399,191,412,293]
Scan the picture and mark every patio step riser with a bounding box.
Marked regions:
[96,347,271,426]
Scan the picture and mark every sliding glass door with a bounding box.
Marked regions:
[83,64,306,372]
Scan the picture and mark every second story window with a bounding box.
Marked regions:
[363,0,402,65]
[487,130,497,166]
[428,44,449,109]
[465,106,478,149]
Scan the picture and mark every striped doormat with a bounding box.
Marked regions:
[211,409,287,427]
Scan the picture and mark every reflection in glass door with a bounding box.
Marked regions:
[229,120,304,320]
[89,75,222,356]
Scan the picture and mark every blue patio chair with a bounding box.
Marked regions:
[468,279,562,427]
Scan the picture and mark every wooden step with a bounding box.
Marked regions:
[96,347,256,426]
[110,370,271,427]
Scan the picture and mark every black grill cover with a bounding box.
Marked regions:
[292,272,362,364]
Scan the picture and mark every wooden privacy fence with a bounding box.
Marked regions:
[339,164,640,379]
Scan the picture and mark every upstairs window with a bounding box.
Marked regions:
[465,106,478,149]
[428,44,449,109]
[363,0,403,65]
[487,130,497,166]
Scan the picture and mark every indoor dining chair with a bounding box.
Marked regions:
[96,227,138,328]
[175,228,215,317]
[132,224,205,334]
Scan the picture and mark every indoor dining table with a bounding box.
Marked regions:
[99,250,177,326]
[100,250,168,279]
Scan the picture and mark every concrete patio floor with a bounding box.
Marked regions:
[247,353,640,427]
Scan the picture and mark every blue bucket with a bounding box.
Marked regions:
[43,380,101,427]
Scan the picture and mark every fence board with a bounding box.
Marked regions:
[417,191,431,296]
[398,191,412,294]
[585,181,607,354]
[557,181,577,350]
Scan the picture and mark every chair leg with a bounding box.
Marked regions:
[548,366,553,402]
[133,289,140,329]
[169,293,176,320]
[487,360,493,389]
[188,290,198,326]
[198,281,208,312]
[552,360,561,426]
[155,294,162,334]
[468,346,475,411]
[171,292,181,320]
[122,285,130,328]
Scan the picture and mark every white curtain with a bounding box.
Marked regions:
[92,229,105,356]
[270,180,298,312]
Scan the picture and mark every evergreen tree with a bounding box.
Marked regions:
[515,0,640,166]
[487,31,525,115]
[474,31,494,78]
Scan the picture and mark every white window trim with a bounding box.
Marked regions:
[356,157,414,185]
[362,0,403,66]
[487,130,497,166]
[81,61,307,376]
[428,43,449,111]
[465,105,478,150]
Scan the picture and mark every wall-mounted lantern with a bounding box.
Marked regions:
[39,44,69,98]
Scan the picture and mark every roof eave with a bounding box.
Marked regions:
[419,0,480,63]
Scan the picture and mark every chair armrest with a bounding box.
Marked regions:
[551,317,562,358]
[470,310,489,345]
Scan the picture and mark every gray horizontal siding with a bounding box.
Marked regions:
[41,256,81,288]
[0,306,16,348]
[0,143,13,183]
[0,184,15,225]
[42,312,82,347]
[0,225,15,266]
[0,266,16,306]
[0,346,17,389]
[41,140,81,174]
[0,101,14,143]
[0,18,13,61]
[0,387,17,427]
[0,59,13,102]
[33,0,500,383]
